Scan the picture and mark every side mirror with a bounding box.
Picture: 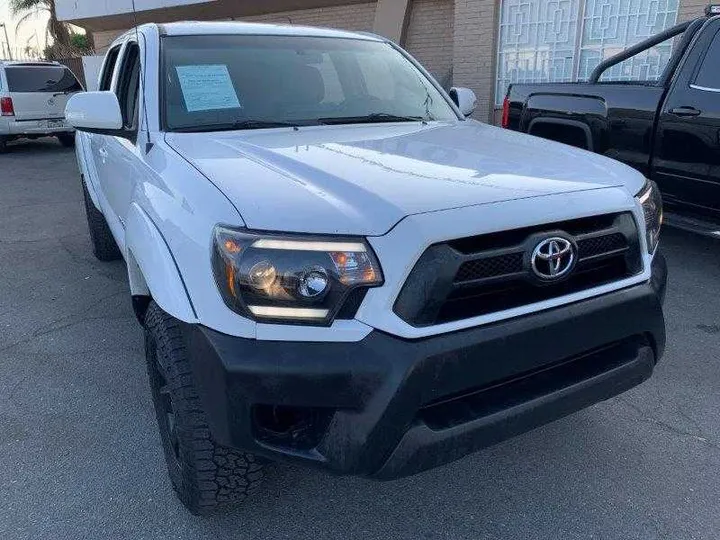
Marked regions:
[449,87,477,117]
[65,91,123,135]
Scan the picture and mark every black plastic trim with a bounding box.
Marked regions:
[394,212,642,327]
[528,117,594,151]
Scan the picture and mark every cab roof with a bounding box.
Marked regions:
[155,21,384,41]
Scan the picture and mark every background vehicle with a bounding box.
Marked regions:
[0,61,82,152]
[67,22,665,515]
[503,6,720,234]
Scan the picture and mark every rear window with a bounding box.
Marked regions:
[5,66,82,93]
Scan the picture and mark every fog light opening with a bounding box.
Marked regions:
[252,404,333,451]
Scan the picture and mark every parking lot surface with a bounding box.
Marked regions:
[0,139,719,540]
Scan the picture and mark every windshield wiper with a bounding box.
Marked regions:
[317,113,428,125]
[173,120,301,133]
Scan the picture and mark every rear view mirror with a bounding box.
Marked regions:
[65,91,123,135]
[449,87,477,117]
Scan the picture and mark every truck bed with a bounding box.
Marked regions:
[505,81,666,176]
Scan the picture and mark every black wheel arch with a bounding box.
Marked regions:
[528,117,594,151]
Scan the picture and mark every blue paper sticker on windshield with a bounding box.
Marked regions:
[176,65,241,112]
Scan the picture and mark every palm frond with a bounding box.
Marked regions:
[9,0,50,16]
[11,0,83,57]
[14,9,44,34]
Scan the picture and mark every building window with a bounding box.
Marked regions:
[495,0,679,104]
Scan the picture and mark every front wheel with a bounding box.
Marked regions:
[144,302,264,515]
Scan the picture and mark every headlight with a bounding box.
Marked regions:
[636,180,663,254]
[211,227,384,325]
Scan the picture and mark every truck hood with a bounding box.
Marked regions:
[165,120,645,235]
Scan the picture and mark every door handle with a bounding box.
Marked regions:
[669,106,701,117]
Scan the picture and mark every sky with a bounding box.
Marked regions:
[0,0,50,59]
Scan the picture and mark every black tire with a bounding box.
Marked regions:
[0,138,8,154]
[81,180,122,261]
[144,302,264,515]
[57,133,75,147]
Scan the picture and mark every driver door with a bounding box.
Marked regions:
[652,19,720,220]
[100,39,144,239]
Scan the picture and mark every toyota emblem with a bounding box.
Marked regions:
[531,237,576,280]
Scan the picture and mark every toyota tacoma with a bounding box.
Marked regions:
[66,22,667,514]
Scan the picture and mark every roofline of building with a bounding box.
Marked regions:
[58,0,377,32]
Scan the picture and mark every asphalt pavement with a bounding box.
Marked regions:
[0,138,719,540]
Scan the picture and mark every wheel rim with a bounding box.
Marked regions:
[149,341,183,473]
[158,375,180,461]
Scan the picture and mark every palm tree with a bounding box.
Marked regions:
[10,0,94,57]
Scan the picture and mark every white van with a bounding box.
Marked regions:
[0,61,83,152]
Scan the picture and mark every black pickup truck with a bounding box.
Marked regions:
[503,5,720,233]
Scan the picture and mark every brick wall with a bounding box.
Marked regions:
[93,3,378,54]
[452,0,499,122]
[240,3,377,31]
[678,0,707,21]
[404,0,454,87]
[93,30,127,54]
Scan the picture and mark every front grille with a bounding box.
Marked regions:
[393,213,643,327]
[455,252,524,281]
[577,232,626,258]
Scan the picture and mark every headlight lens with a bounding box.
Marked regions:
[636,180,663,254]
[212,227,384,324]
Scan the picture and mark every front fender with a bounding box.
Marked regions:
[125,202,197,323]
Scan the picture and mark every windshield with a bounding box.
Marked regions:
[5,65,82,93]
[162,35,458,132]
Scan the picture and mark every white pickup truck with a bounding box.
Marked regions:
[67,22,667,515]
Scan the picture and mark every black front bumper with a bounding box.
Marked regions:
[186,253,667,479]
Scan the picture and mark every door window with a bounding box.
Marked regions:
[693,29,720,90]
[99,46,121,91]
[115,42,141,131]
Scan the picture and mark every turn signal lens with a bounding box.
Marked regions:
[501,95,510,128]
[224,238,242,254]
[212,227,383,325]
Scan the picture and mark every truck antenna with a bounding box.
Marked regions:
[131,0,153,153]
